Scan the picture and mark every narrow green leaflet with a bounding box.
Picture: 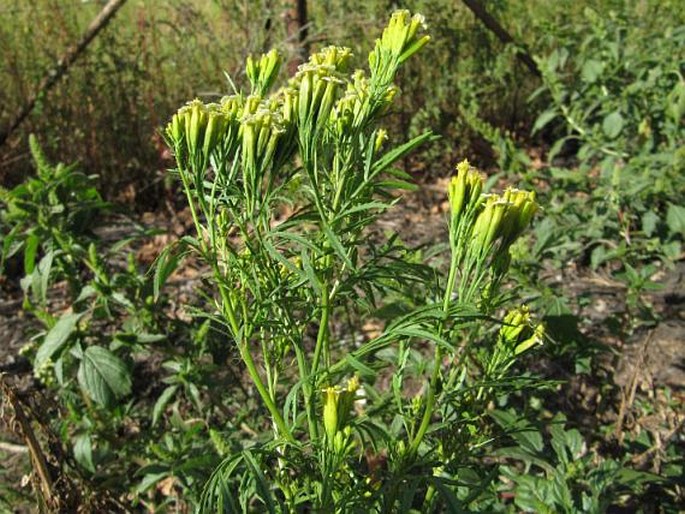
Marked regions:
[370,131,435,177]
[23,232,39,274]
[152,384,179,426]
[323,224,355,270]
[153,243,184,302]
[243,450,278,514]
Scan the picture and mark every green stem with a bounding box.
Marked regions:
[176,155,205,251]
[217,282,294,444]
[238,337,294,444]
[294,342,319,442]
[409,249,459,456]
[175,147,294,443]
[311,280,331,375]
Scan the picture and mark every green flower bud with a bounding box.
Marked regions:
[368,47,379,73]
[242,94,262,117]
[323,386,339,441]
[499,306,545,356]
[516,191,538,233]
[166,112,183,146]
[246,49,282,95]
[333,426,354,455]
[515,323,545,355]
[448,160,483,225]
[322,377,359,441]
[407,13,426,41]
[246,54,258,87]
[220,95,242,120]
[374,129,388,151]
[276,87,297,125]
[372,10,429,66]
[399,34,431,64]
[499,188,538,247]
[317,76,344,132]
[202,106,225,158]
[242,119,256,170]
[448,174,467,220]
[472,194,507,255]
[298,69,313,125]
[188,99,207,157]
[484,200,508,249]
[310,46,352,71]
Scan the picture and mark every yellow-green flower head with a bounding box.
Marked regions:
[293,61,346,134]
[370,10,430,69]
[166,110,184,146]
[322,376,360,441]
[246,49,282,95]
[499,187,538,245]
[383,84,399,105]
[374,128,388,151]
[277,86,298,125]
[242,94,263,117]
[346,375,360,394]
[499,306,545,355]
[448,160,484,222]
[330,94,355,133]
[166,100,197,149]
[219,95,243,120]
[348,69,370,99]
[309,45,353,71]
[323,386,340,441]
[467,182,539,261]
[166,99,230,163]
[329,70,370,132]
[187,99,208,155]
[202,103,227,157]
[240,100,285,171]
[471,194,509,254]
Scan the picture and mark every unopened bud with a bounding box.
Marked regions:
[499,306,544,356]
[374,129,388,151]
[323,386,339,441]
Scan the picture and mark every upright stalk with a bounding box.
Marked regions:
[311,280,331,375]
[294,342,319,442]
[409,249,459,455]
[216,266,295,444]
[238,337,294,443]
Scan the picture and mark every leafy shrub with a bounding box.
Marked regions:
[531,7,685,269]
[0,135,106,300]
[163,11,547,511]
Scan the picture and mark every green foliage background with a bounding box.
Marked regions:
[2,0,679,201]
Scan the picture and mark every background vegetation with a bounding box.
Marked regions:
[4,0,678,199]
[0,0,683,512]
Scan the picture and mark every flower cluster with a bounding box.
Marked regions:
[448,160,483,243]
[246,49,282,96]
[369,10,430,74]
[291,46,351,145]
[499,306,545,356]
[166,100,224,166]
[322,376,359,442]
[165,10,430,196]
[448,160,539,276]
[240,94,286,176]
